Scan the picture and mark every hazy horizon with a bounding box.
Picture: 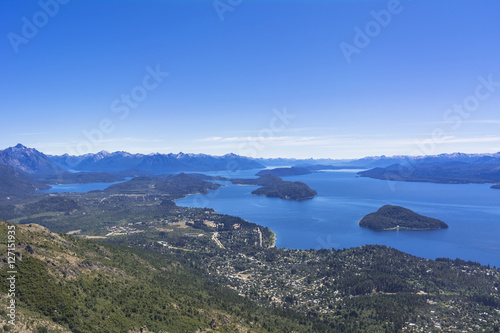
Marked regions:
[4,142,500,162]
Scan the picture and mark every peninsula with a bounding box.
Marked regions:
[358,162,500,184]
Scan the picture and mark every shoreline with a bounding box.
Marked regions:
[254,193,317,201]
[364,226,448,231]
[269,230,277,248]
[358,219,448,231]
[175,186,279,248]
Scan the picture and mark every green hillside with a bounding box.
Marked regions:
[0,220,330,333]
[0,164,50,199]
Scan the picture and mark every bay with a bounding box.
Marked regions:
[177,169,500,267]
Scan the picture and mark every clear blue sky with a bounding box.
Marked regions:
[1,0,499,159]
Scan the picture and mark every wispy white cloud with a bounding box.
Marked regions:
[100,137,163,144]
[466,120,500,124]
[198,134,500,153]
[433,136,500,144]
[220,126,343,135]
[197,135,336,147]
[198,136,325,143]
[33,141,75,148]
[29,137,166,155]
[17,132,49,136]
[434,119,500,125]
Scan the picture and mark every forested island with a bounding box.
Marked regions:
[103,172,222,198]
[231,174,317,200]
[359,205,449,231]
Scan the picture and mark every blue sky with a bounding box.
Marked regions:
[1,0,499,159]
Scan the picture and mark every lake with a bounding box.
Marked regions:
[39,178,130,193]
[176,169,500,267]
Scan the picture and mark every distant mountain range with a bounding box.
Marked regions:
[350,152,500,169]
[50,150,264,173]
[2,144,500,190]
[258,152,500,169]
[0,144,264,176]
[358,161,500,184]
[261,154,500,187]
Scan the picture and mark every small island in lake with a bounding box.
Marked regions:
[231,174,317,200]
[256,167,312,177]
[359,205,449,231]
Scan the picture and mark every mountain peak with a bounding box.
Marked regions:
[0,144,65,175]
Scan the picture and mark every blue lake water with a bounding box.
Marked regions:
[177,169,500,267]
[39,179,129,193]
